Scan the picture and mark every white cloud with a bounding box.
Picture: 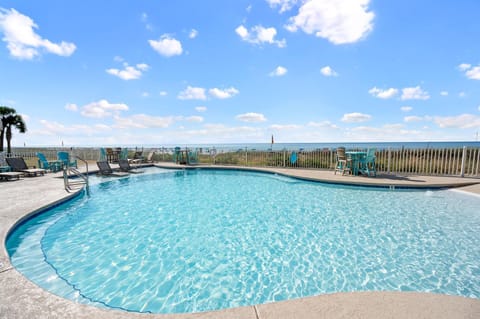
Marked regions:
[458,63,480,80]
[65,103,78,111]
[478,105,480,112]
[320,66,338,77]
[236,112,267,122]
[0,8,76,59]
[440,91,448,96]
[458,63,471,71]
[401,86,430,100]
[178,86,207,100]
[285,0,374,45]
[307,120,339,129]
[270,124,301,130]
[209,87,239,99]
[341,112,371,123]
[404,115,424,122]
[235,24,286,48]
[189,29,198,39]
[80,99,129,118]
[434,114,480,129]
[270,66,288,77]
[159,91,168,96]
[400,106,413,112]
[368,87,398,99]
[185,115,204,123]
[266,0,298,13]
[195,106,207,112]
[106,62,149,80]
[149,35,183,57]
[459,91,466,98]
[114,114,175,129]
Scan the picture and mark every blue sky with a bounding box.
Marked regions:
[0,0,479,147]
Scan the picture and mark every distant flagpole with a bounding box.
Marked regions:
[271,134,274,149]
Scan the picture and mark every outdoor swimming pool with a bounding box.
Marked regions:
[6,168,480,314]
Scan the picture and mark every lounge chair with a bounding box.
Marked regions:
[57,151,77,168]
[36,152,62,172]
[6,157,46,176]
[96,161,129,177]
[334,147,351,175]
[0,171,23,181]
[0,151,11,172]
[131,150,144,164]
[145,151,155,163]
[118,159,144,174]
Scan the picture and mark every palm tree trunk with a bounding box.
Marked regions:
[6,125,12,154]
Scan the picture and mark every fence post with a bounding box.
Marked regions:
[387,147,391,175]
[245,147,248,166]
[283,150,286,167]
[460,146,466,177]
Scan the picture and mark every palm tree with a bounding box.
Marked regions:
[5,114,27,154]
[0,106,27,153]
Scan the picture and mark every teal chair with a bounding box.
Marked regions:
[99,148,107,161]
[187,149,198,164]
[0,151,11,172]
[359,148,376,177]
[119,148,129,161]
[57,151,77,168]
[36,152,62,172]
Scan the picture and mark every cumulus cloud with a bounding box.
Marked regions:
[266,0,298,13]
[401,86,430,100]
[235,24,286,48]
[0,8,76,59]
[440,91,448,96]
[368,87,398,99]
[320,66,338,77]
[80,99,129,118]
[458,63,480,80]
[341,112,371,123]
[149,35,183,57]
[178,86,207,100]
[195,106,207,112]
[285,0,374,44]
[400,106,413,112]
[433,114,480,129]
[184,115,204,123]
[270,66,288,77]
[106,62,149,80]
[236,112,267,122]
[159,91,168,96]
[209,87,239,99]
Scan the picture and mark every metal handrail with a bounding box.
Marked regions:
[63,155,89,195]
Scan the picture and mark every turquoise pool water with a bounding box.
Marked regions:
[6,168,480,313]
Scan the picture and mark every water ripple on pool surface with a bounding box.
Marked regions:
[7,168,480,313]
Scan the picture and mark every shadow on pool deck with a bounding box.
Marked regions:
[1,163,479,318]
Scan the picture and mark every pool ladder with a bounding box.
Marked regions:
[63,156,90,195]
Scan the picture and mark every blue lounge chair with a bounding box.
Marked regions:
[36,152,62,172]
[57,151,77,168]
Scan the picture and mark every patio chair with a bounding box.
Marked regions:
[6,157,46,176]
[57,151,77,168]
[36,152,62,172]
[99,148,107,161]
[334,147,351,175]
[96,161,129,177]
[359,148,376,177]
[118,159,144,174]
[131,150,144,163]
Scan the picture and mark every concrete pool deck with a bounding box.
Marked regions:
[1,163,479,318]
